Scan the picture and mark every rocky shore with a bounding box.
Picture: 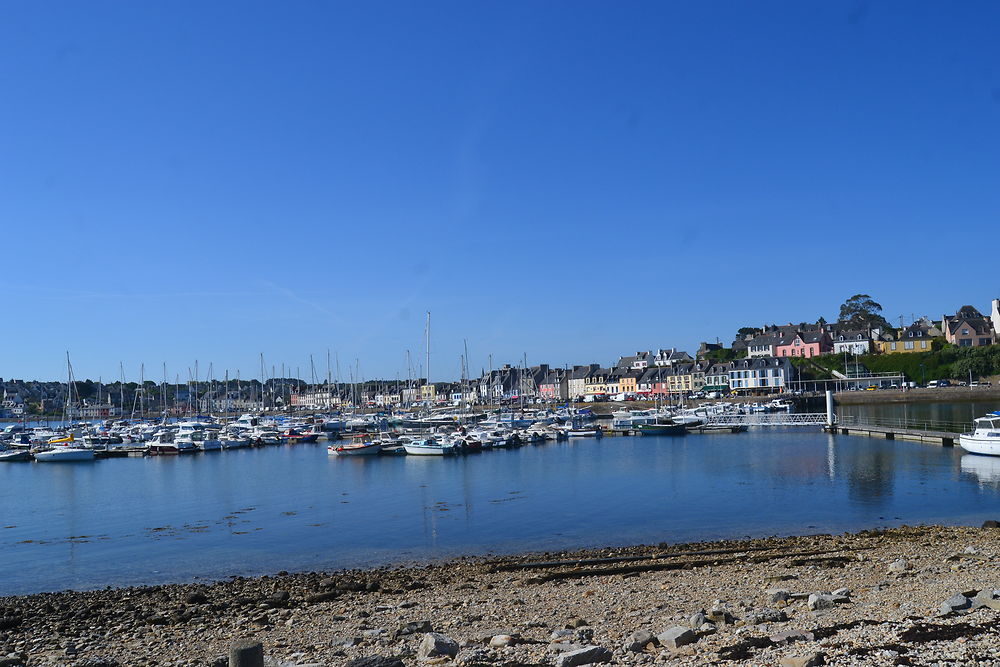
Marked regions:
[5,525,1000,666]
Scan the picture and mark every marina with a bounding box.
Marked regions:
[3,400,1000,596]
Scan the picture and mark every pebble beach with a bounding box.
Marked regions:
[5,524,1000,666]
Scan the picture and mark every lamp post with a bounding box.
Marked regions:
[919,363,926,387]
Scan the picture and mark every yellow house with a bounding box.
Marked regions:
[420,384,437,401]
[667,363,708,394]
[619,372,639,395]
[874,339,934,354]
[584,368,610,396]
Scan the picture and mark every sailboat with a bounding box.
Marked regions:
[36,354,96,462]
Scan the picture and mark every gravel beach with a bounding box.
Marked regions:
[4,524,1000,666]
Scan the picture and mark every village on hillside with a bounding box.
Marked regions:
[2,296,999,418]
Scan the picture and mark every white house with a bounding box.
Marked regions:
[727,357,795,393]
[832,329,872,355]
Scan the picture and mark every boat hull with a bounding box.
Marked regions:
[403,444,453,455]
[635,424,687,436]
[331,443,382,456]
[959,434,1000,456]
[34,448,95,462]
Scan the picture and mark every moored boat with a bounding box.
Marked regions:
[634,423,687,436]
[959,413,1000,456]
[34,446,95,462]
[402,438,455,455]
[0,448,32,462]
[330,435,383,456]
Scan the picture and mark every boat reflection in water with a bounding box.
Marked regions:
[961,454,1000,486]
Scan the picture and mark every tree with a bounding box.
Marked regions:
[736,327,762,340]
[838,294,892,331]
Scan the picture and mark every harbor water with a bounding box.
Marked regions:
[3,401,1000,596]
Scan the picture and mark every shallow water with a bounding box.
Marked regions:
[3,405,1000,595]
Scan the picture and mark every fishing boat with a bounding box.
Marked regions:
[959,413,1000,456]
[566,424,602,438]
[330,435,383,456]
[280,428,319,444]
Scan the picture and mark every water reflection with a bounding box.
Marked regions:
[961,454,1000,486]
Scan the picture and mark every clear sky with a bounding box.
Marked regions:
[1,1,998,382]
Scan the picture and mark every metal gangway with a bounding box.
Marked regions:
[705,412,834,427]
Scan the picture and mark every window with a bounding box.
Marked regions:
[890,342,897,351]
[963,329,970,336]
[908,332,913,338]
[920,341,928,349]
[904,341,914,350]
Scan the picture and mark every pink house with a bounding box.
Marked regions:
[776,332,833,359]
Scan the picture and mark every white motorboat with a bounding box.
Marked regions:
[403,438,455,455]
[567,426,602,437]
[959,413,1000,456]
[34,446,95,462]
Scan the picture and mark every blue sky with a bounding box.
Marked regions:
[1,1,998,382]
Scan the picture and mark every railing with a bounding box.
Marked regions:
[705,413,832,427]
[836,414,971,434]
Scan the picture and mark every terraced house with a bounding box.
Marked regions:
[727,357,796,393]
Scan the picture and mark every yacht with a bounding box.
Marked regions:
[959,413,1000,456]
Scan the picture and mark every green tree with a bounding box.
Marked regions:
[838,294,892,331]
[735,327,762,340]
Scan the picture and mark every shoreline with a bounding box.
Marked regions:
[5,524,1000,665]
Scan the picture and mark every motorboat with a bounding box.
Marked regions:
[34,446,95,462]
[0,448,32,462]
[959,413,1000,456]
[402,438,455,455]
[330,435,383,456]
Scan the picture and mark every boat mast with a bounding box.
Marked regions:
[425,311,430,403]
[119,362,125,418]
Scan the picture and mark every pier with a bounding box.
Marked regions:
[825,415,962,447]
[820,390,968,446]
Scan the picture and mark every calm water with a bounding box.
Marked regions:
[4,402,1000,596]
[838,398,1000,427]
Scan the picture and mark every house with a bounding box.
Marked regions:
[617,351,652,371]
[831,329,872,355]
[539,369,568,401]
[637,367,669,398]
[874,320,936,353]
[746,334,780,358]
[584,368,612,398]
[568,365,598,399]
[943,306,997,347]
[605,370,623,397]
[619,370,642,395]
[703,363,731,394]
[664,362,708,396]
[652,348,694,367]
[775,332,833,359]
[727,357,796,394]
